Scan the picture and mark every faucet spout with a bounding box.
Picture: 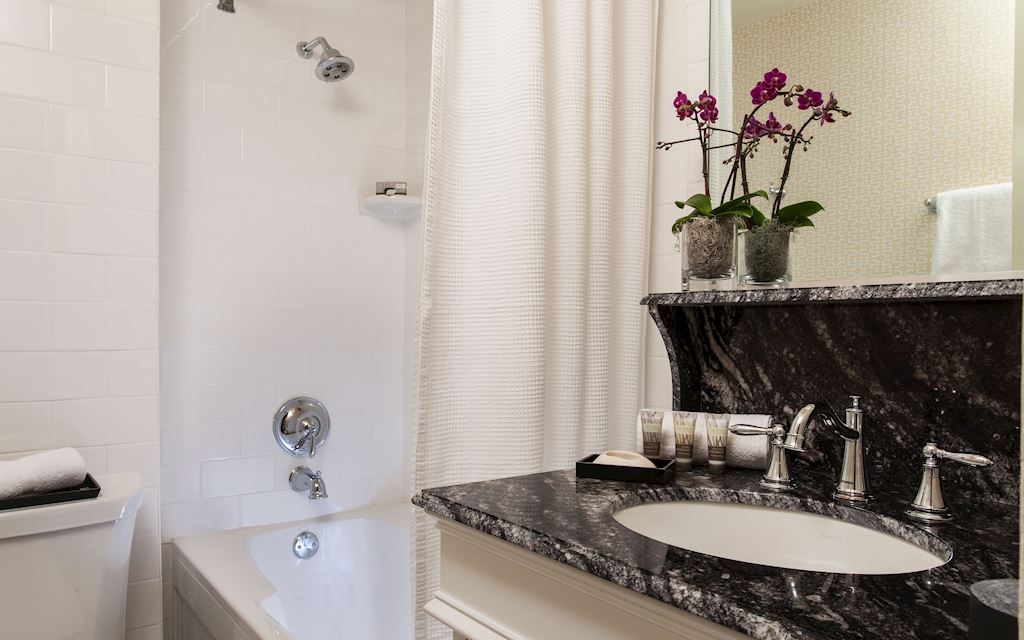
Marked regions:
[310,473,328,499]
[782,402,859,452]
[289,465,329,500]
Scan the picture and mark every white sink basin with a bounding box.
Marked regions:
[613,501,949,575]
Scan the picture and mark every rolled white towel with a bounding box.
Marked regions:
[725,414,772,470]
[0,448,87,500]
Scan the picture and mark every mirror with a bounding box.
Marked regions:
[705,0,1016,280]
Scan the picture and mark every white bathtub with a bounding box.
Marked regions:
[171,503,412,640]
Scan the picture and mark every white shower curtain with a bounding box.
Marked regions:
[413,0,657,637]
[708,0,732,201]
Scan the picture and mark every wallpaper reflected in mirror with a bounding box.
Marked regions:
[710,0,1015,280]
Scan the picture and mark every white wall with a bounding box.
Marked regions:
[158,0,412,563]
[0,0,162,637]
[645,0,708,409]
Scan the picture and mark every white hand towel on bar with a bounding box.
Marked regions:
[931,183,1012,275]
[636,410,770,470]
[0,448,87,500]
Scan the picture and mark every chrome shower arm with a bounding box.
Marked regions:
[297,37,332,58]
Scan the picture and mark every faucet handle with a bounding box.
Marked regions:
[925,443,993,467]
[729,424,770,436]
[907,443,992,522]
[730,423,786,443]
[815,407,860,441]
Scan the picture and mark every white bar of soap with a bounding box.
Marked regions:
[593,450,656,468]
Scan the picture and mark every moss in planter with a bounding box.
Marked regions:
[684,217,736,278]
[743,222,792,282]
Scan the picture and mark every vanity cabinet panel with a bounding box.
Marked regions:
[426,518,747,640]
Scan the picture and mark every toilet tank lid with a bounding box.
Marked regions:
[0,472,143,540]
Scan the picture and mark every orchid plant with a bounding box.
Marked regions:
[659,68,850,234]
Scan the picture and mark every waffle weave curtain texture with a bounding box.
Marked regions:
[413,0,657,637]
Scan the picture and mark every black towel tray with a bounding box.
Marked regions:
[0,474,101,512]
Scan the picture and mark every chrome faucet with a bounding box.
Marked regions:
[831,397,869,503]
[906,443,992,522]
[289,466,328,499]
[781,398,866,502]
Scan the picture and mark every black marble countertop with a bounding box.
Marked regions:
[414,468,1018,639]
[642,275,1022,306]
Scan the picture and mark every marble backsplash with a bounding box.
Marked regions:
[645,280,1022,505]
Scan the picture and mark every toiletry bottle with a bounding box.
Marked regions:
[673,412,697,471]
[640,410,664,458]
[706,413,730,472]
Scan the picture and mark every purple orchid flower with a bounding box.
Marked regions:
[750,81,777,105]
[674,91,695,120]
[697,90,719,123]
[817,92,838,126]
[762,68,787,90]
[797,89,823,110]
[743,116,764,139]
[761,112,784,135]
[741,110,786,139]
[744,112,786,139]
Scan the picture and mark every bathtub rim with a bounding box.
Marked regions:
[172,501,412,640]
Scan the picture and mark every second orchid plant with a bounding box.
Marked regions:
[659,68,850,234]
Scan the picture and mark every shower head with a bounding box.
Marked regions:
[315,49,354,82]
[216,0,234,12]
[296,37,354,82]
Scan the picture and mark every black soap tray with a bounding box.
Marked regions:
[576,454,676,484]
[0,474,101,512]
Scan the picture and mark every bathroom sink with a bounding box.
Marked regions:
[613,501,949,575]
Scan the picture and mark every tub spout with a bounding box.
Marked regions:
[289,466,328,499]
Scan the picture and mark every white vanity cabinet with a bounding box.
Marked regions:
[425,518,748,640]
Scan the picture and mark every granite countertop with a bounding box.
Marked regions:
[641,275,1023,306]
[414,467,1018,639]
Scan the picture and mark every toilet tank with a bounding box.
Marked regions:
[0,472,144,640]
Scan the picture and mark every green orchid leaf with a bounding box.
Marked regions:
[713,204,753,219]
[670,214,699,234]
[728,204,754,218]
[710,190,769,215]
[748,205,768,227]
[790,216,815,228]
[777,201,824,225]
[678,193,713,215]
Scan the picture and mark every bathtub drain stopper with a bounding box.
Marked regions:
[293,531,320,559]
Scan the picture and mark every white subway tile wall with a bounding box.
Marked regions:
[0,0,162,637]
[644,0,708,408]
[158,0,417,628]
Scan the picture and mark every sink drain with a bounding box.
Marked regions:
[293,531,320,559]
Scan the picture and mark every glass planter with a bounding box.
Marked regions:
[740,225,794,285]
[679,217,738,286]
